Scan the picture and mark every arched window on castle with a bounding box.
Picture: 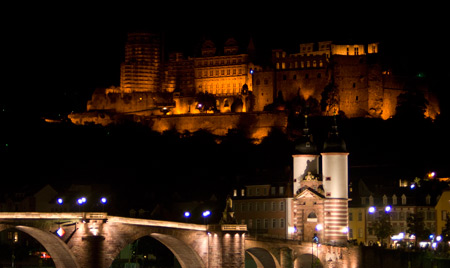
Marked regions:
[382,195,388,205]
[401,194,407,205]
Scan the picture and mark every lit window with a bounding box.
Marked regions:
[401,194,407,205]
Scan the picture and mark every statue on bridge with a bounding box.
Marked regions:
[220,195,238,224]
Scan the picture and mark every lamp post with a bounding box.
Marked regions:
[202,210,211,225]
[184,211,191,222]
[100,197,107,212]
[312,233,319,268]
[77,197,87,212]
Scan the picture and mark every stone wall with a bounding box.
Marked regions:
[69,111,289,141]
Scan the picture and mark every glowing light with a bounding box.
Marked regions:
[315,224,323,231]
[385,205,392,213]
[429,234,434,240]
[57,198,63,205]
[391,232,405,240]
[436,235,442,242]
[56,227,65,237]
[341,227,349,233]
[202,210,211,217]
[77,197,87,205]
[368,206,376,214]
[184,211,191,218]
[100,197,107,204]
[410,184,415,189]
[288,226,297,234]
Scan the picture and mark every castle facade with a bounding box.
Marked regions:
[70,32,440,133]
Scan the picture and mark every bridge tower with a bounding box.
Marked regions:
[321,116,349,245]
[292,115,320,195]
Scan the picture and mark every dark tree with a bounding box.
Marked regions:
[321,81,339,115]
[395,89,429,120]
[369,213,394,246]
[407,212,430,248]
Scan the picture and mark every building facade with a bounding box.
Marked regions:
[232,183,293,239]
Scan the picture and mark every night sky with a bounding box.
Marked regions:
[2,4,449,196]
[4,4,445,117]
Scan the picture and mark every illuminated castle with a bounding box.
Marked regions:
[69,32,440,135]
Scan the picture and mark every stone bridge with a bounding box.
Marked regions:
[0,212,359,268]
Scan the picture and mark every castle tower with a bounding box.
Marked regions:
[292,115,320,195]
[321,116,349,245]
[120,32,161,93]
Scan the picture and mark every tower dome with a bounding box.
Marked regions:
[294,115,318,154]
[322,116,346,153]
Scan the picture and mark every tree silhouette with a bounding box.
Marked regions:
[407,212,430,248]
[369,212,394,246]
[395,89,428,120]
[321,80,339,115]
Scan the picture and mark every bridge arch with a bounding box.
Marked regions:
[295,253,323,268]
[110,231,205,268]
[11,225,80,268]
[246,247,281,268]
[150,233,205,268]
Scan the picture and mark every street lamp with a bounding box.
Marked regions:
[77,197,87,211]
[202,210,211,224]
[184,211,191,222]
[57,198,63,205]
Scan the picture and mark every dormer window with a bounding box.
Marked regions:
[401,194,407,205]
[392,194,397,205]
[382,195,388,205]
[426,194,431,205]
